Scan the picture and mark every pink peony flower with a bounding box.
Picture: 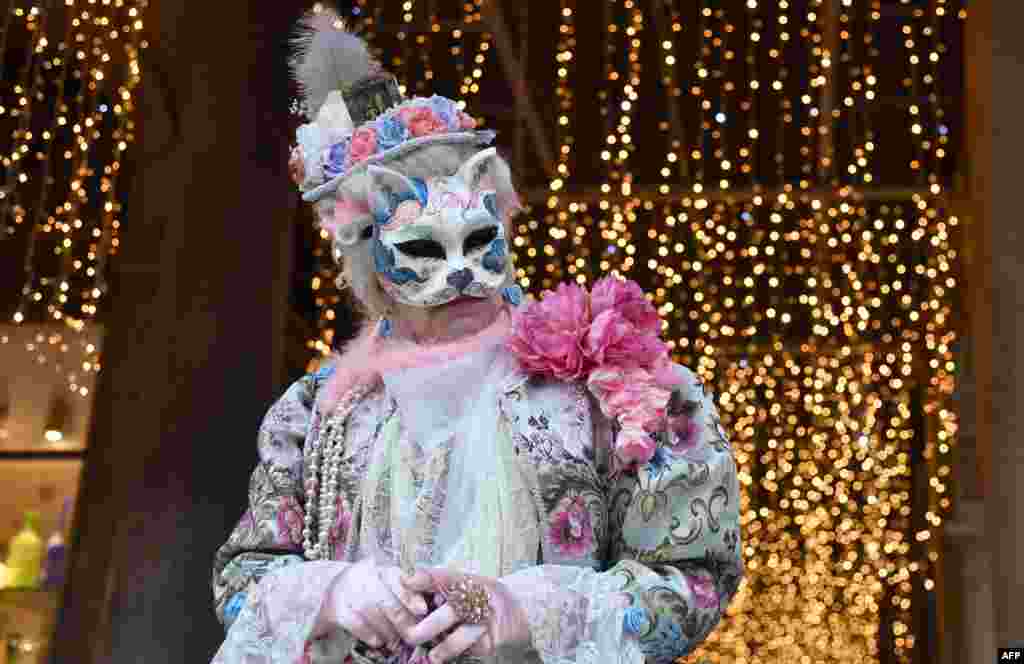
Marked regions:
[548,495,595,557]
[686,573,720,609]
[590,276,661,335]
[585,307,668,368]
[275,497,304,547]
[588,366,670,466]
[458,111,477,130]
[398,106,448,137]
[588,366,670,421]
[507,283,591,380]
[288,145,306,186]
[349,126,379,163]
[651,353,681,389]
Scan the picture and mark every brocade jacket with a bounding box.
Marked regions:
[210,359,744,664]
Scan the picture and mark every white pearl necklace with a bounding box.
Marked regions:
[303,385,368,560]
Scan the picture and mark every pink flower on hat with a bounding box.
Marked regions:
[458,111,477,130]
[398,105,447,137]
[349,126,379,164]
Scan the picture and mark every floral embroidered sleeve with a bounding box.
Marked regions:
[210,369,353,664]
[500,365,744,664]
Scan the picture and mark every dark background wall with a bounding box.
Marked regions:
[53,1,306,661]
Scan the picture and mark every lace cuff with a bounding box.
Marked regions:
[211,561,350,664]
[500,564,643,664]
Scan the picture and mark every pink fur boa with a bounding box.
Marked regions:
[317,310,513,413]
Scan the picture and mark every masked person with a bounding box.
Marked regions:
[211,12,744,664]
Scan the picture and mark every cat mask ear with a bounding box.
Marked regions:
[455,147,522,220]
[365,165,428,224]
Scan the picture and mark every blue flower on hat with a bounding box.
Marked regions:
[323,137,352,179]
[427,95,458,130]
[377,115,411,151]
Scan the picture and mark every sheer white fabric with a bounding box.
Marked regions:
[501,565,644,664]
[211,561,351,664]
[378,339,540,579]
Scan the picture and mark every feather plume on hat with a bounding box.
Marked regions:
[289,8,378,117]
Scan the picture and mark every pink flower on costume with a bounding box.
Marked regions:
[548,495,595,557]
[585,307,668,368]
[686,573,719,609]
[276,497,304,547]
[398,106,447,137]
[288,145,306,186]
[668,414,701,456]
[590,276,661,335]
[507,277,676,470]
[588,366,670,466]
[506,283,591,380]
[615,426,658,466]
[458,112,477,130]
[349,126,379,163]
[651,353,681,390]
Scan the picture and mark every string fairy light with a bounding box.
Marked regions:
[2,0,147,396]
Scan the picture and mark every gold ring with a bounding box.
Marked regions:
[441,577,493,625]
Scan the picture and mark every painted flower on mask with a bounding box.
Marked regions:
[381,199,423,232]
[398,106,448,137]
[376,115,410,150]
[288,145,306,186]
[349,126,379,164]
[322,137,352,179]
[686,572,720,609]
[458,111,477,130]
[507,282,591,380]
[548,494,595,557]
[275,496,304,547]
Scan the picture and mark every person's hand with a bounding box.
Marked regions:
[319,559,431,652]
[400,568,533,663]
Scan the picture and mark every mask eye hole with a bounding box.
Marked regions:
[395,239,446,260]
[464,226,498,253]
